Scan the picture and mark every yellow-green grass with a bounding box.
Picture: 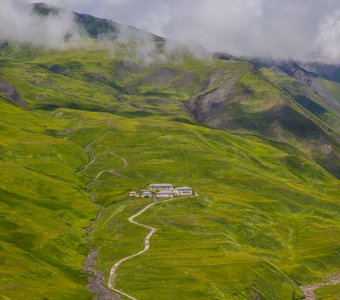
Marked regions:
[315,284,340,299]
[63,109,339,299]
[0,43,339,299]
[261,68,340,132]
[319,79,340,104]
[0,100,98,299]
[1,95,339,299]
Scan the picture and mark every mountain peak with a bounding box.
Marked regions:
[31,2,62,16]
[31,2,164,42]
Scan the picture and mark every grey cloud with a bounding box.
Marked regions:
[60,0,340,63]
[156,0,340,63]
[0,0,80,48]
[9,0,340,63]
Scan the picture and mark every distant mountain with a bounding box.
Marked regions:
[253,59,340,108]
[301,62,340,83]
[213,52,239,61]
[32,2,164,41]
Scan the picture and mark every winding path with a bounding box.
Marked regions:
[300,275,340,300]
[110,152,128,168]
[108,198,176,300]
[82,149,189,300]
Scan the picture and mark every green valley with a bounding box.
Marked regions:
[0,15,339,300]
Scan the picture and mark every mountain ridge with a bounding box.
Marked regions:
[0,4,339,300]
[32,2,164,42]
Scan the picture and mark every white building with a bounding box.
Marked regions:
[175,187,193,196]
[148,184,174,192]
[129,191,137,197]
[156,190,174,198]
[142,191,152,198]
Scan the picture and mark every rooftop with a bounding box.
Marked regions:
[157,190,174,194]
[149,183,174,187]
[175,187,192,190]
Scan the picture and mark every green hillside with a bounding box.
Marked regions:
[0,41,339,300]
[1,41,338,178]
[261,68,340,132]
[0,99,96,299]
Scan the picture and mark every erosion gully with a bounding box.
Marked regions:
[81,150,121,300]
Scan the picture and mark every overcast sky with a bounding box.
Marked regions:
[12,0,340,62]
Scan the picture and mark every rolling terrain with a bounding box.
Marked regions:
[0,7,340,300]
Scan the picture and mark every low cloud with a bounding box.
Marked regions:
[38,0,340,63]
[0,0,209,63]
[3,0,340,63]
[0,0,80,48]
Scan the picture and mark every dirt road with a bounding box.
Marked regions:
[300,274,340,300]
[300,275,340,300]
[108,198,178,300]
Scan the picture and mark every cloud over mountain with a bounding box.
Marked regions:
[35,0,340,63]
[1,0,339,62]
[0,0,79,48]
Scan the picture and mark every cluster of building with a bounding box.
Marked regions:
[129,183,193,199]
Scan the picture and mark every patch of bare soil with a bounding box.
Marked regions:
[184,74,240,121]
[300,274,340,300]
[0,78,27,107]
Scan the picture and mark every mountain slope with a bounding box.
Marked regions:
[1,41,339,178]
[0,99,97,299]
[0,4,340,299]
[0,41,339,300]
[27,3,340,177]
[70,109,338,300]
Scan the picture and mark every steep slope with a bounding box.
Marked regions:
[184,63,339,178]
[260,67,339,131]
[0,99,97,299]
[1,42,339,177]
[300,62,340,84]
[0,41,339,300]
[252,60,340,128]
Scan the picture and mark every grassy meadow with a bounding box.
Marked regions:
[0,43,339,299]
[315,284,340,300]
[66,110,339,300]
[0,100,97,299]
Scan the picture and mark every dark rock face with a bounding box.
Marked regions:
[0,79,26,107]
[184,74,240,122]
[300,62,340,83]
[280,62,319,89]
[32,2,61,16]
[213,52,238,61]
[74,13,120,39]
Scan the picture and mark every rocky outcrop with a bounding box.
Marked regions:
[184,74,240,121]
[83,248,121,300]
[282,63,340,111]
[0,78,26,107]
